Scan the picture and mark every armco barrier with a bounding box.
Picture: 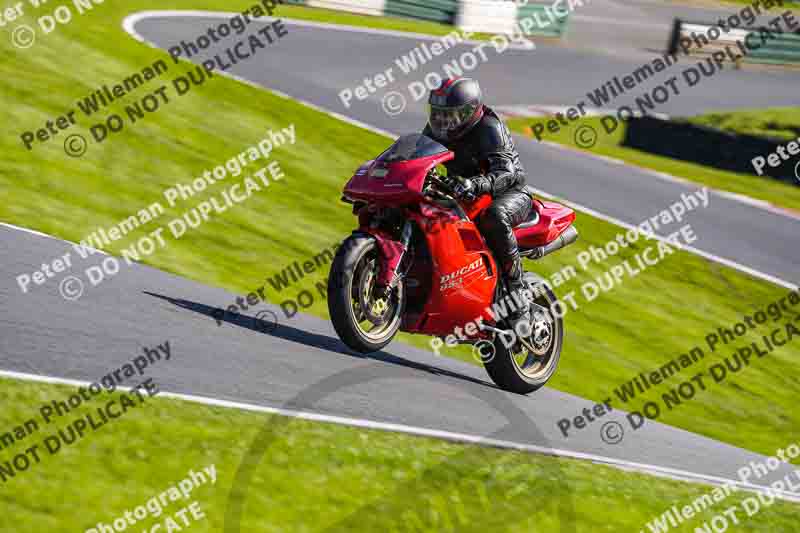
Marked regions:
[297,0,386,16]
[517,2,569,37]
[384,0,459,24]
[284,0,569,36]
[667,18,800,66]
[747,31,800,64]
[622,115,799,185]
[457,0,516,34]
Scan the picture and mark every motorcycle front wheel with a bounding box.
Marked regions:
[327,234,404,353]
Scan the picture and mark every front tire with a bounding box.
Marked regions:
[481,274,563,394]
[328,234,404,353]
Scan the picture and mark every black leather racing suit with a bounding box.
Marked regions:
[423,105,533,292]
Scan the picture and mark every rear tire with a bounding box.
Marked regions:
[481,274,563,394]
[328,234,404,353]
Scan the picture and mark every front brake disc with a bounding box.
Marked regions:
[357,260,391,325]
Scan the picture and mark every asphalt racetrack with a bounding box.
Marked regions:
[2,223,799,496]
[2,9,799,504]
[131,14,800,286]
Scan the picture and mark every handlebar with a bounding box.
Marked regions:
[424,172,469,220]
[426,173,454,193]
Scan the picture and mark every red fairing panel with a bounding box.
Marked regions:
[402,209,498,337]
[344,152,454,206]
[514,200,576,248]
[464,194,492,221]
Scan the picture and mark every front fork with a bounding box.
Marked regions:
[378,220,414,296]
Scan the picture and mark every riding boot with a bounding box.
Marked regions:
[503,254,530,333]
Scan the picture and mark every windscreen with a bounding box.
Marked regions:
[376,134,448,163]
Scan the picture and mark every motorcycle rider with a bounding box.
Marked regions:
[423,77,533,329]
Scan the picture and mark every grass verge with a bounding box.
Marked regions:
[1,378,798,532]
[1,0,799,464]
[506,113,800,211]
[686,107,800,141]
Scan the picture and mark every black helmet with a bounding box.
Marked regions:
[427,78,484,142]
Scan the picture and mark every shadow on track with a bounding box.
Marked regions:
[144,291,497,390]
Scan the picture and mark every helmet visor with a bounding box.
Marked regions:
[428,102,478,140]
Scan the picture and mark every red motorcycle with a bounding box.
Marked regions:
[328,134,578,394]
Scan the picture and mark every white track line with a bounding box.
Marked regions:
[5,10,794,494]
[122,10,798,291]
[123,11,396,139]
[0,222,63,241]
[127,9,800,220]
[126,11,800,217]
[123,10,536,50]
[538,139,800,222]
[0,222,109,255]
[497,109,800,223]
[528,184,798,290]
[2,368,799,502]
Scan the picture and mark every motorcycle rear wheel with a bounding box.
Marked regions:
[328,234,404,353]
[481,274,563,394]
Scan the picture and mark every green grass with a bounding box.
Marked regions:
[2,378,798,532]
[3,1,800,529]
[506,113,800,211]
[686,107,800,141]
[3,0,800,459]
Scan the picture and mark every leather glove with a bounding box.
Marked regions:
[472,176,491,195]
[452,178,477,202]
[455,176,491,200]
